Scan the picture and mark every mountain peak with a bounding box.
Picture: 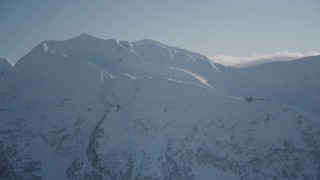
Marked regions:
[71,33,102,41]
[133,39,164,46]
[0,57,12,67]
[72,35,163,47]
[28,41,50,54]
[66,34,123,47]
[0,57,12,77]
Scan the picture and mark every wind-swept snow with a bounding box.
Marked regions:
[168,66,215,91]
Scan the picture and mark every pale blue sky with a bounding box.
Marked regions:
[1,0,319,64]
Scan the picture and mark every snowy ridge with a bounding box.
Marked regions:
[0,34,319,179]
[212,55,320,114]
[0,57,12,78]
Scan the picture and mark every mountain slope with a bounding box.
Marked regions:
[0,34,319,180]
[212,55,320,114]
[0,58,12,78]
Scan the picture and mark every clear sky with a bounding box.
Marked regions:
[1,0,319,64]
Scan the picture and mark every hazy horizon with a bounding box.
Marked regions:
[1,0,319,65]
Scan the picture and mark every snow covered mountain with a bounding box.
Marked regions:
[211,55,320,114]
[0,34,319,180]
[0,58,12,78]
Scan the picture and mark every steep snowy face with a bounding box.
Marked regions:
[212,55,320,114]
[132,39,219,77]
[41,35,219,82]
[0,46,113,180]
[0,34,320,180]
[37,34,130,75]
[0,58,12,78]
[33,34,218,91]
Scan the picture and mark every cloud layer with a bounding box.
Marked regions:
[209,51,320,68]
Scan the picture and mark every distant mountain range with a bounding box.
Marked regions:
[0,34,319,179]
